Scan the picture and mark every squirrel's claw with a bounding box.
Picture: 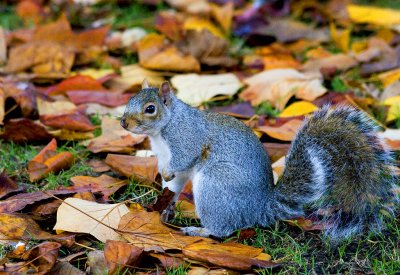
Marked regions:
[162,168,175,182]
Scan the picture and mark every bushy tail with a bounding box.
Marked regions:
[275,105,398,242]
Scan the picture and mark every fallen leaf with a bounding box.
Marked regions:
[87,159,111,173]
[0,27,6,65]
[257,119,303,141]
[272,156,285,185]
[183,17,224,38]
[155,11,184,41]
[179,29,238,68]
[301,53,358,73]
[285,217,325,231]
[138,33,200,72]
[66,90,131,107]
[49,128,95,141]
[210,2,234,34]
[330,23,350,53]
[45,75,107,96]
[4,41,74,76]
[383,96,400,122]
[279,101,318,118]
[0,171,25,199]
[118,206,212,250]
[347,4,400,27]
[86,116,146,154]
[40,111,95,132]
[54,198,130,242]
[240,69,326,110]
[31,199,62,217]
[0,189,76,213]
[36,97,77,115]
[28,138,75,182]
[264,143,290,163]
[183,241,279,271]
[69,174,128,201]
[48,261,85,275]
[108,64,164,92]
[104,240,144,274]
[149,252,186,269]
[378,128,400,150]
[212,102,255,119]
[86,250,108,275]
[21,242,61,274]
[378,68,400,88]
[1,80,37,119]
[166,0,210,14]
[380,81,400,102]
[0,118,53,143]
[148,187,175,212]
[171,73,242,106]
[105,154,159,183]
[0,213,75,246]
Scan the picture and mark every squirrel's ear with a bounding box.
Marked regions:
[160,81,172,106]
[142,78,149,89]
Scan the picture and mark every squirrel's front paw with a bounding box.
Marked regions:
[181,227,212,237]
[161,168,175,182]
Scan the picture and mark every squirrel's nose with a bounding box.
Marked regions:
[120,117,127,128]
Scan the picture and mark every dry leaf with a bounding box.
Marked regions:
[183,17,224,38]
[20,242,61,275]
[0,172,24,199]
[48,261,85,275]
[104,240,144,274]
[54,198,130,242]
[240,69,326,110]
[138,33,200,72]
[28,138,75,182]
[210,2,234,34]
[347,4,400,26]
[108,64,164,92]
[0,213,75,246]
[257,119,303,141]
[378,68,400,88]
[171,73,242,106]
[105,154,159,183]
[66,90,131,107]
[86,116,146,154]
[330,23,350,53]
[69,174,128,201]
[301,53,358,73]
[279,101,318,118]
[383,96,400,122]
[45,74,107,96]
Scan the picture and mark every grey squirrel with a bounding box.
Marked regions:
[120,80,399,242]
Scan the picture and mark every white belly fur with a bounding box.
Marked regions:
[149,134,171,171]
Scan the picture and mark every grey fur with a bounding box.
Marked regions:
[122,88,399,242]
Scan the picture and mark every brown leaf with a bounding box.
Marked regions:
[138,33,200,72]
[183,241,279,271]
[149,253,186,269]
[1,80,37,119]
[155,11,184,41]
[88,159,111,173]
[0,171,25,199]
[31,199,62,217]
[148,187,175,212]
[105,154,159,183]
[28,139,75,182]
[0,189,76,213]
[86,116,146,154]
[301,53,358,73]
[4,41,74,76]
[69,174,128,201]
[86,250,108,275]
[21,242,61,275]
[48,261,85,275]
[40,111,95,132]
[179,29,238,67]
[45,75,107,96]
[119,207,212,250]
[257,119,303,141]
[285,217,325,231]
[104,240,144,274]
[66,91,131,107]
[0,118,53,143]
[263,143,290,162]
[0,213,75,247]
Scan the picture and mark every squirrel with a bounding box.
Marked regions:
[120,79,399,242]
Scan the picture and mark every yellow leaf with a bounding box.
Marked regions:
[378,68,400,87]
[347,4,400,27]
[279,101,318,118]
[330,23,350,53]
[183,17,224,38]
[376,28,395,43]
[70,68,114,79]
[351,40,368,54]
[210,2,234,34]
[384,96,400,122]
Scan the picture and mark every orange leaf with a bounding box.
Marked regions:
[105,154,159,183]
[66,90,131,107]
[257,119,303,141]
[45,75,107,95]
[104,240,144,275]
[138,33,200,72]
[40,111,95,132]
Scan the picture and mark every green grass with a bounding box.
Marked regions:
[0,6,23,30]
[0,141,93,191]
[354,0,400,9]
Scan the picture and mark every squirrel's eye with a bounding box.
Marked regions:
[144,104,156,114]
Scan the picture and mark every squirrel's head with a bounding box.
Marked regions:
[120,79,173,136]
